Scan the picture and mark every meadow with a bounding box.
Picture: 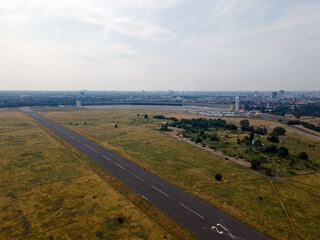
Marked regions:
[41,108,320,240]
[0,111,174,240]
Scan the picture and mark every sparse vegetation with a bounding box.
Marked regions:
[39,109,320,240]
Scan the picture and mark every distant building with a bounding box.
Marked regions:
[76,100,82,107]
[230,104,235,110]
[235,96,240,111]
[279,90,285,95]
[272,92,278,99]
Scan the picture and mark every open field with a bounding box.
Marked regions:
[40,108,320,240]
[0,111,173,240]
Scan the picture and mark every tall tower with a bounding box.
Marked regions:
[235,96,240,111]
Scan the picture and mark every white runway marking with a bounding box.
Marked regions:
[92,149,98,153]
[131,172,144,182]
[102,155,111,161]
[115,163,125,169]
[152,185,169,197]
[84,144,90,148]
[179,203,204,219]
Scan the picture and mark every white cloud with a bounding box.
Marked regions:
[0,0,320,90]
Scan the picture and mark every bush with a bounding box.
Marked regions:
[251,159,261,169]
[215,174,222,181]
[298,151,308,160]
[278,146,289,158]
[263,144,278,153]
[210,134,219,141]
[272,127,286,135]
[153,115,166,119]
[195,136,202,143]
[253,139,262,146]
[267,133,279,143]
[254,127,267,135]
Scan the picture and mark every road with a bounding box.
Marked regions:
[24,110,270,240]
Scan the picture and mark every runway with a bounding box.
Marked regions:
[24,110,270,240]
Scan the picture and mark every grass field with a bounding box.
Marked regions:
[0,111,174,240]
[40,108,320,240]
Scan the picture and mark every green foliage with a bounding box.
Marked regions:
[267,133,279,143]
[298,151,309,160]
[144,114,149,119]
[215,174,222,181]
[253,139,262,146]
[278,146,289,158]
[254,127,267,135]
[152,115,166,119]
[263,144,278,153]
[272,127,286,136]
[210,134,219,142]
[160,123,170,131]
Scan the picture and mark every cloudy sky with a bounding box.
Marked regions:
[0,0,319,91]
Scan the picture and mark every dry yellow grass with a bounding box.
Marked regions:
[0,111,173,240]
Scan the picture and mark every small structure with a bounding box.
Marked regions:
[76,100,82,107]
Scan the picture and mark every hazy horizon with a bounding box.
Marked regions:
[1,0,320,91]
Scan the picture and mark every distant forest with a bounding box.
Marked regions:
[272,103,320,118]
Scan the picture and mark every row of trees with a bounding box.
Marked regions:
[287,120,320,133]
[272,103,320,118]
[172,118,238,131]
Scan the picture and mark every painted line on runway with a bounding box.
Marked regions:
[92,149,98,153]
[179,203,204,219]
[152,185,169,197]
[115,163,125,169]
[102,155,111,161]
[131,172,145,182]
[84,144,90,148]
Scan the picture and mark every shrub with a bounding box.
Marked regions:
[278,146,289,158]
[215,174,222,181]
[298,151,308,160]
[153,115,166,119]
[210,134,219,141]
[263,144,278,153]
[254,127,267,135]
[272,127,286,135]
[195,136,202,143]
[267,133,279,143]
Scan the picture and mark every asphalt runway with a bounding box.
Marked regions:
[24,110,270,240]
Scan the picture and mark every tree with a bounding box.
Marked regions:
[253,139,262,146]
[254,127,267,135]
[272,127,286,136]
[240,119,250,131]
[251,159,261,169]
[298,152,308,160]
[215,174,222,181]
[144,114,149,119]
[267,132,279,143]
[195,136,202,143]
[278,146,289,158]
[263,144,278,153]
[210,134,219,141]
[249,131,255,141]
[160,123,169,131]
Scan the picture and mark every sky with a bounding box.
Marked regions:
[0,0,320,91]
